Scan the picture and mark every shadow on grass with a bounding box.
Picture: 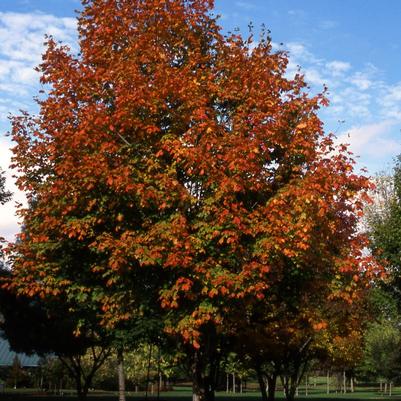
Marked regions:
[1,393,401,401]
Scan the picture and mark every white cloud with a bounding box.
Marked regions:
[348,72,373,91]
[329,88,372,119]
[0,137,26,242]
[235,1,257,10]
[0,12,76,96]
[288,10,307,19]
[325,61,351,76]
[0,11,76,242]
[378,83,401,119]
[303,68,328,86]
[319,20,337,30]
[336,120,401,159]
[281,42,401,170]
[284,42,388,124]
[287,42,317,62]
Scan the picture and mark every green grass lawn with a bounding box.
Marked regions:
[1,384,400,401]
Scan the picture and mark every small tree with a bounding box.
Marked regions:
[362,321,401,391]
[0,275,110,401]
[365,158,401,393]
[38,357,72,393]
[8,356,25,389]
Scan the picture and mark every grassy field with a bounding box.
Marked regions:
[1,386,401,401]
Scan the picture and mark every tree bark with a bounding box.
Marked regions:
[281,373,297,401]
[191,348,215,401]
[76,377,88,401]
[192,356,204,401]
[145,344,153,399]
[256,368,268,401]
[190,324,218,401]
[343,370,346,394]
[117,348,126,401]
[326,370,330,394]
[267,373,277,401]
[304,374,308,396]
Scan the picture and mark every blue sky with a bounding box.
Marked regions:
[1,0,401,239]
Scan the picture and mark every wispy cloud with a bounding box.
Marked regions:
[336,121,400,157]
[325,61,351,76]
[235,1,257,10]
[288,10,307,19]
[0,11,76,113]
[378,83,401,120]
[319,20,338,30]
[282,42,401,170]
[0,136,26,242]
[0,11,76,241]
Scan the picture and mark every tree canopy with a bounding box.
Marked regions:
[7,1,380,401]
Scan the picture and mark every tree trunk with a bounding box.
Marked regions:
[267,373,277,401]
[256,368,268,401]
[76,377,89,401]
[305,375,308,396]
[326,370,330,394]
[343,370,346,394]
[145,344,153,399]
[117,348,126,401]
[282,375,297,401]
[190,324,218,401]
[191,349,215,401]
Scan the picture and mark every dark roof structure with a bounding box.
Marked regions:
[0,336,39,367]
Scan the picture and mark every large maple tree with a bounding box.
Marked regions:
[9,1,380,401]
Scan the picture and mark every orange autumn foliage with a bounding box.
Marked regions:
[8,0,380,350]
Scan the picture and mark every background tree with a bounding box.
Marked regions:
[8,356,26,389]
[360,321,401,393]
[0,167,11,265]
[361,163,401,396]
[366,162,401,306]
[0,270,111,401]
[9,1,380,401]
[0,168,11,206]
[356,286,401,393]
[37,357,73,394]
